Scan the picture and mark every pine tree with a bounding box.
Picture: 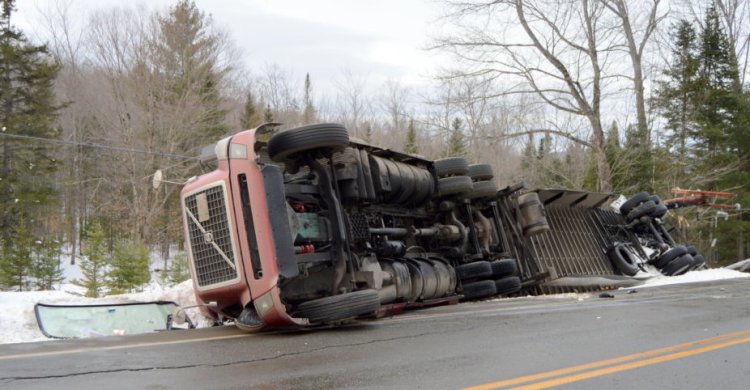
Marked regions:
[106,237,151,294]
[302,73,315,123]
[239,90,261,130]
[446,117,466,157]
[263,105,274,122]
[0,220,32,290]
[32,238,63,290]
[404,118,419,154]
[168,252,191,286]
[73,222,109,297]
[654,21,700,163]
[0,0,62,286]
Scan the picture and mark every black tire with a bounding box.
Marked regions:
[662,254,693,276]
[627,200,658,221]
[438,175,474,197]
[434,157,469,177]
[686,245,697,256]
[649,195,662,205]
[490,259,518,277]
[267,123,350,162]
[461,280,497,300]
[607,244,640,276]
[650,204,668,218]
[653,245,688,268]
[292,289,380,323]
[691,254,706,270]
[467,180,498,199]
[455,261,493,281]
[467,164,494,181]
[620,191,651,215]
[495,276,522,295]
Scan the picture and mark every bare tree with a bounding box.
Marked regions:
[603,0,666,146]
[435,0,622,191]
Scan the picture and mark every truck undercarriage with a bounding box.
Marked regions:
[180,123,704,330]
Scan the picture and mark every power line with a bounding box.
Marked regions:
[0,131,201,160]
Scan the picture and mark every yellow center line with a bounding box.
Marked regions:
[512,335,750,389]
[465,329,750,390]
[0,333,255,361]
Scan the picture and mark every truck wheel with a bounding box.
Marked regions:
[662,254,693,276]
[650,204,668,219]
[626,200,657,221]
[619,191,650,215]
[467,164,494,181]
[434,157,469,177]
[468,180,498,199]
[606,244,640,276]
[455,261,493,281]
[438,176,473,196]
[653,245,688,268]
[494,276,521,295]
[292,289,380,323]
[461,280,497,300]
[690,254,706,270]
[490,259,518,277]
[267,123,350,162]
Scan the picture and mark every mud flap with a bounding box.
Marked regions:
[262,164,299,279]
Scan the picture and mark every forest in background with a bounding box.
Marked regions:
[1,0,749,294]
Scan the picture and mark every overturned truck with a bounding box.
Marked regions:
[180,123,703,330]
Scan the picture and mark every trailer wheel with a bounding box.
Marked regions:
[267,123,350,163]
[494,276,521,295]
[461,280,497,300]
[438,175,474,197]
[653,245,688,268]
[662,254,693,276]
[650,203,668,219]
[434,157,470,177]
[455,261,493,281]
[292,289,380,324]
[467,180,498,199]
[606,244,640,276]
[626,200,657,221]
[690,254,706,270]
[467,164,494,181]
[490,259,518,277]
[619,191,650,215]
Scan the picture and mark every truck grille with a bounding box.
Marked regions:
[183,184,239,288]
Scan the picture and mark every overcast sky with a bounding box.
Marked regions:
[14,0,446,96]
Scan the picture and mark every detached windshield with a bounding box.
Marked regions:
[35,301,184,339]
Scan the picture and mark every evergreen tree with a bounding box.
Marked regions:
[302,73,315,123]
[72,222,109,297]
[31,238,63,290]
[239,90,261,130]
[0,0,62,287]
[106,237,151,294]
[0,220,32,290]
[168,252,191,286]
[263,105,274,122]
[404,118,419,154]
[151,0,229,141]
[446,117,466,157]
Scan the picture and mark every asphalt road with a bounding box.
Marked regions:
[2,278,750,389]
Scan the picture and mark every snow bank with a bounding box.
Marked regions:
[627,268,750,289]
[0,280,213,345]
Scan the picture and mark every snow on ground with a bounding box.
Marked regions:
[1,265,748,345]
[0,280,213,345]
[625,268,750,289]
